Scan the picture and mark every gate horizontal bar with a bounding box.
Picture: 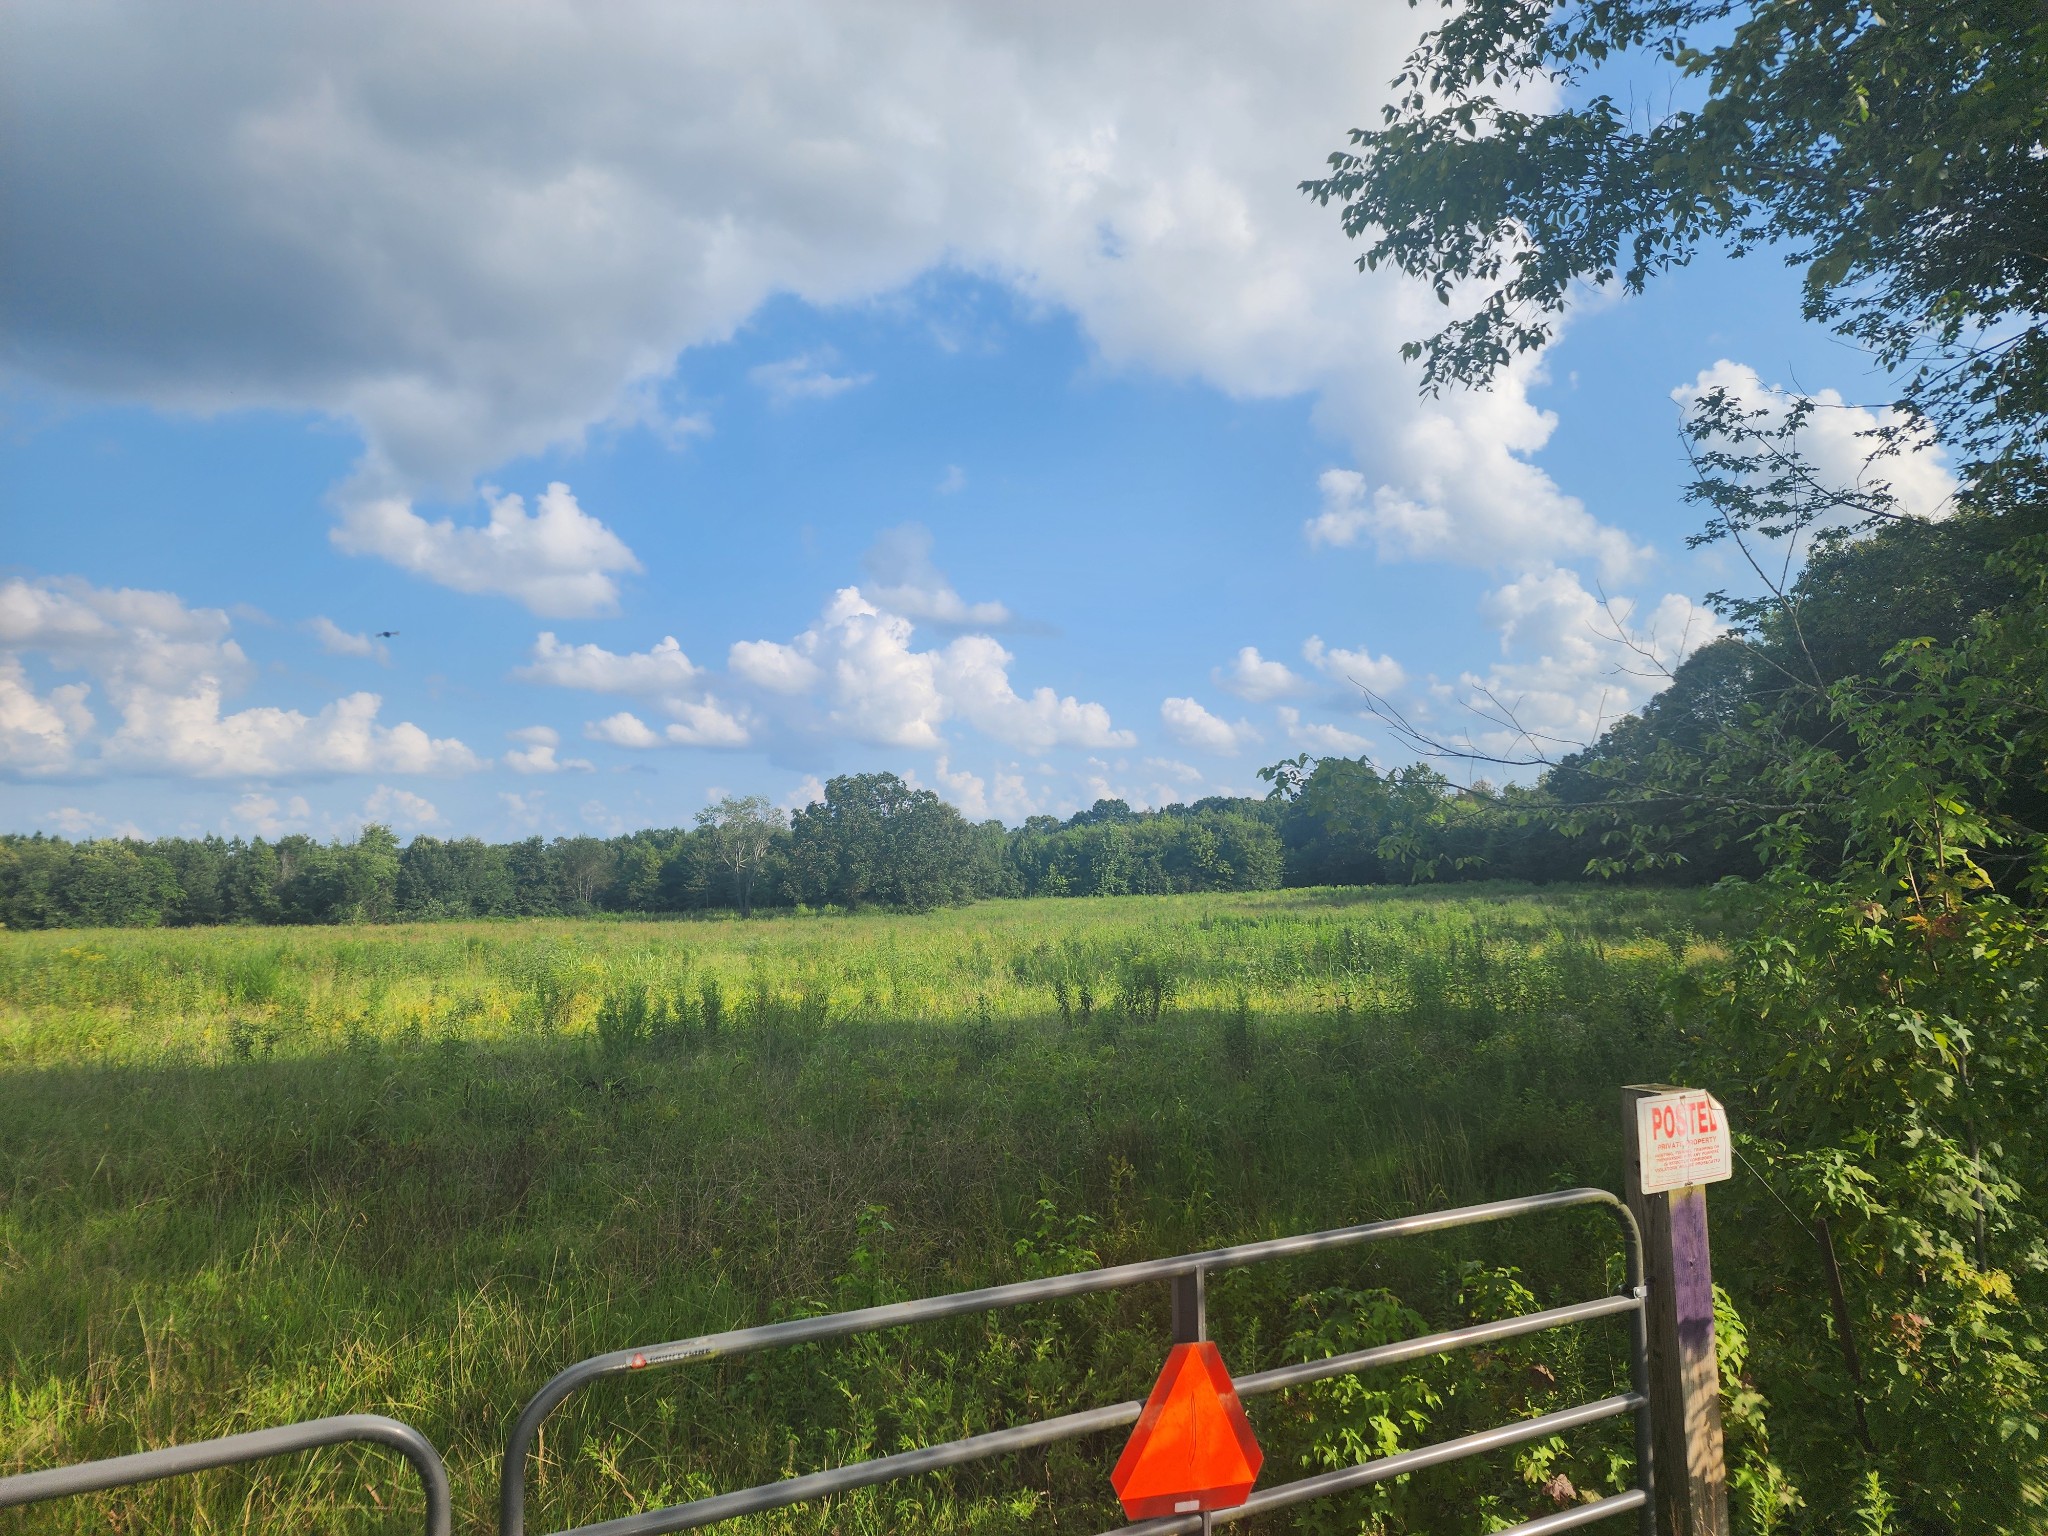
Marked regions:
[506,1188,1647,1536]
[1098,1392,1647,1534]
[551,1292,1642,1536]
[1488,1489,1651,1536]
[1240,1292,1640,1396]
[0,1412,452,1536]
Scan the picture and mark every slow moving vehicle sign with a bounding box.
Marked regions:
[1634,1088,1732,1194]
[1109,1341,1263,1520]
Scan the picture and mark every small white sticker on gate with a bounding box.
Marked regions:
[1635,1089,1732,1194]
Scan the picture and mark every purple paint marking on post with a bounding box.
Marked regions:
[1671,1188,1717,1359]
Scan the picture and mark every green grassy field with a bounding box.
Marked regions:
[0,885,1721,1534]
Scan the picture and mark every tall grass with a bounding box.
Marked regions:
[0,885,1719,1533]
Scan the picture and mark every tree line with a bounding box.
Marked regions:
[0,760,1622,930]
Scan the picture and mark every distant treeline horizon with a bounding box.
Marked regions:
[12,494,2021,933]
[0,753,1729,930]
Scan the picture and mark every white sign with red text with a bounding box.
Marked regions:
[1635,1089,1732,1194]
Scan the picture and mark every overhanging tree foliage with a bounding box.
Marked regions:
[1307,0,2048,1525]
[1302,0,2045,490]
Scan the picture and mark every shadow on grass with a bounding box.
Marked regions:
[1,1006,1658,1535]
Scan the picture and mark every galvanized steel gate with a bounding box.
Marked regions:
[1,1189,1655,1535]
[0,1414,453,1535]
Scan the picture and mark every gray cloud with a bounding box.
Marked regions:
[2,0,1620,575]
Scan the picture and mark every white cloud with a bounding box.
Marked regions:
[362,783,442,831]
[0,574,249,692]
[0,658,95,774]
[1391,566,1724,768]
[101,684,483,779]
[662,696,751,747]
[228,791,313,838]
[41,805,145,839]
[504,724,594,774]
[932,755,989,817]
[862,524,1012,629]
[1484,566,1714,681]
[583,703,748,749]
[937,634,1134,752]
[519,631,702,694]
[540,573,1125,759]
[5,3,1618,572]
[1160,696,1253,755]
[1066,756,1245,814]
[1142,756,1205,784]
[1212,645,1307,702]
[1293,562,1717,778]
[745,587,1127,753]
[580,799,628,834]
[729,638,823,694]
[784,774,827,810]
[936,464,967,495]
[1302,635,1406,695]
[305,615,388,661]
[1674,360,1955,523]
[748,348,873,404]
[1306,470,1396,549]
[499,789,547,831]
[586,711,664,749]
[0,576,480,780]
[931,754,1038,821]
[331,482,641,616]
[1303,460,1646,578]
[1277,705,1374,757]
[808,589,948,750]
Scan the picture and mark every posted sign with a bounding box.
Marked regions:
[1635,1089,1732,1194]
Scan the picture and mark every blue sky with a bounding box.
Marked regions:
[0,3,1952,842]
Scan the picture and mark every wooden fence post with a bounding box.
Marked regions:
[1623,1085,1730,1536]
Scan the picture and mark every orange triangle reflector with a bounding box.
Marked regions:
[1110,1341,1264,1520]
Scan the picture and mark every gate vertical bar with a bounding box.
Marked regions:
[1624,1086,1728,1536]
[1625,1215,1656,1536]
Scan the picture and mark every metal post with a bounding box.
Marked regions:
[1172,1269,1211,1536]
[1623,1086,1729,1536]
[1171,1268,1206,1344]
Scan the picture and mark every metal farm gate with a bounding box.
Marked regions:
[0,1185,1685,1536]
[0,1414,453,1535]
[497,1186,1654,1536]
